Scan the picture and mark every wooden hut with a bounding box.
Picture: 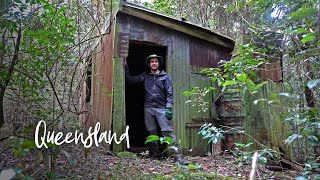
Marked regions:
[80,0,234,155]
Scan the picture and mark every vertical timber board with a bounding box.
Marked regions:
[188,127,211,155]
[189,36,232,69]
[112,17,127,152]
[101,29,114,135]
[91,48,96,126]
[243,82,292,157]
[90,28,114,150]
[97,41,103,127]
[112,57,125,152]
[186,74,213,155]
[264,83,292,158]
[169,34,190,152]
[188,74,212,119]
[243,83,270,150]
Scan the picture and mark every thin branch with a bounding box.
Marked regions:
[249,151,258,180]
[4,20,22,90]
[45,71,64,112]
[0,28,7,70]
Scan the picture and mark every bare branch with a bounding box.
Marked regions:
[4,20,22,90]
[45,71,64,112]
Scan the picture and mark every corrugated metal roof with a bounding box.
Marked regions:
[123,1,232,40]
[120,1,234,48]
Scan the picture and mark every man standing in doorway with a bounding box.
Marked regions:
[124,54,188,165]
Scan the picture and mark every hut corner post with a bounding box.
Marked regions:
[112,57,126,152]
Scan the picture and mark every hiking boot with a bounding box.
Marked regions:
[148,130,161,160]
[149,141,161,160]
[149,153,161,160]
[173,154,189,165]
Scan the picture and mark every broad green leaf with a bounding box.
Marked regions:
[278,92,290,97]
[254,99,267,104]
[21,139,37,149]
[307,79,320,89]
[188,164,202,170]
[200,68,209,74]
[297,118,307,124]
[268,99,281,105]
[226,88,240,93]
[245,142,254,147]
[181,91,192,96]
[290,8,317,20]
[236,73,247,82]
[245,79,256,92]
[294,28,308,33]
[255,81,268,90]
[285,134,302,144]
[302,170,311,175]
[269,93,278,100]
[226,5,235,12]
[43,4,53,11]
[209,136,218,144]
[144,135,160,144]
[295,176,307,180]
[207,87,216,91]
[160,136,174,145]
[182,170,191,178]
[261,149,274,158]
[258,156,267,164]
[307,135,318,143]
[177,163,188,169]
[301,33,315,43]
[234,143,245,148]
[168,145,178,152]
[222,80,238,86]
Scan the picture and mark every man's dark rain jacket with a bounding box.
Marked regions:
[125,66,173,109]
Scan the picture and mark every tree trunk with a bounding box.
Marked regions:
[0,90,4,129]
[0,20,22,130]
[304,63,315,108]
[304,86,315,108]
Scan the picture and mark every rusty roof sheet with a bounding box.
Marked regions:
[119,1,234,48]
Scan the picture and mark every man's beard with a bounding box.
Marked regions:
[151,66,158,70]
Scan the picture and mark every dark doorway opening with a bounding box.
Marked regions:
[126,41,167,153]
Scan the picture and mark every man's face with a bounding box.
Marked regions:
[149,58,159,70]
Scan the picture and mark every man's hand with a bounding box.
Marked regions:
[165,107,173,120]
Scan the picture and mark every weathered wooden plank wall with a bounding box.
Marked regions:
[258,59,282,82]
[189,38,231,68]
[89,27,114,149]
[243,82,292,158]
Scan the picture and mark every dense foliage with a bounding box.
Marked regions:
[137,0,319,178]
[0,0,319,179]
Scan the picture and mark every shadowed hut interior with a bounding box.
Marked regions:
[125,41,167,153]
